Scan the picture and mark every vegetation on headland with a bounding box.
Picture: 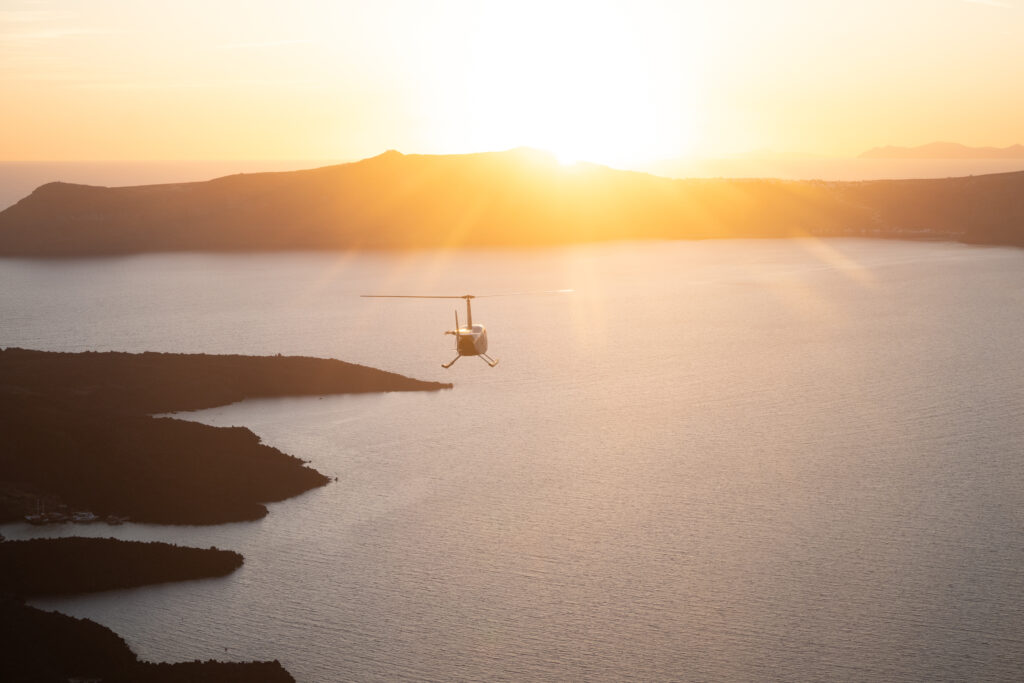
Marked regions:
[1,394,326,524]
[0,350,448,680]
[0,347,451,414]
[0,537,242,595]
[0,538,293,682]
[0,148,1022,256]
[0,348,451,524]
[1,600,294,683]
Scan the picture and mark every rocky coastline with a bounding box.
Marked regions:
[0,348,451,680]
[0,348,450,524]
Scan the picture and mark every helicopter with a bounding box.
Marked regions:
[361,291,572,368]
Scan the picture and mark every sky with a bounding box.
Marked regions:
[1,0,1022,166]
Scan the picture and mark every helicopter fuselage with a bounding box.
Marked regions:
[456,324,488,356]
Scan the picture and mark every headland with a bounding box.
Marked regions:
[1,598,294,682]
[0,537,295,680]
[0,348,450,524]
[0,348,449,680]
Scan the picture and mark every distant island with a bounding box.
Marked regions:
[1,148,1022,255]
[0,348,451,524]
[860,142,1024,159]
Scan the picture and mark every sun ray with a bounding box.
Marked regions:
[457,1,703,167]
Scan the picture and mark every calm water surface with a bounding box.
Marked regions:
[2,239,1023,681]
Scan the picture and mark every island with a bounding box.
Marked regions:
[0,348,450,525]
[0,348,450,681]
[0,148,1022,255]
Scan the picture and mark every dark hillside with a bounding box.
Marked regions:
[0,538,242,595]
[0,600,295,682]
[0,348,450,523]
[0,348,450,414]
[2,149,1021,255]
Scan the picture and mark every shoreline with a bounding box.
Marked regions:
[0,348,451,680]
[0,537,295,681]
[1,598,295,683]
[0,348,450,524]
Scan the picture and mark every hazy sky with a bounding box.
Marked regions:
[2,0,1022,165]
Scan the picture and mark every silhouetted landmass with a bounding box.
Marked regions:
[0,538,241,595]
[836,173,1024,246]
[1,347,452,414]
[860,142,1024,159]
[1,397,324,524]
[0,351,417,680]
[0,348,450,523]
[0,600,136,682]
[0,600,294,683]
[0,147,1022,254]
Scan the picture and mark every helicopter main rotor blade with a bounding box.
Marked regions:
[362,290,572,299]
[473,289,574,298]
[361,295,470,299]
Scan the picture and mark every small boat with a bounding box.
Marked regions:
[25,499,64,524]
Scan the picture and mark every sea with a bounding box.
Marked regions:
[1,238,1023,681]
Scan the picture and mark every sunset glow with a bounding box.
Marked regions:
[5,3,1024,682]
[457,1,701,166]
[1,0,1022,164]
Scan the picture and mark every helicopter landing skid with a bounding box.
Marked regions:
[441,353,498,368]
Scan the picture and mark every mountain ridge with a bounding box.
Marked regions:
[1,148,1022,254]
[860,142,1024,159]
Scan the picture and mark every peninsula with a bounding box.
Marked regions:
[0,348,451,524]
[0,537,242,596]
[0,349,448,680]
[1,598,295,682]
[1,148,1022,255]
[0,537,292,681]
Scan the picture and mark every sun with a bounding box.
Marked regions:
[459,2,702,168]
